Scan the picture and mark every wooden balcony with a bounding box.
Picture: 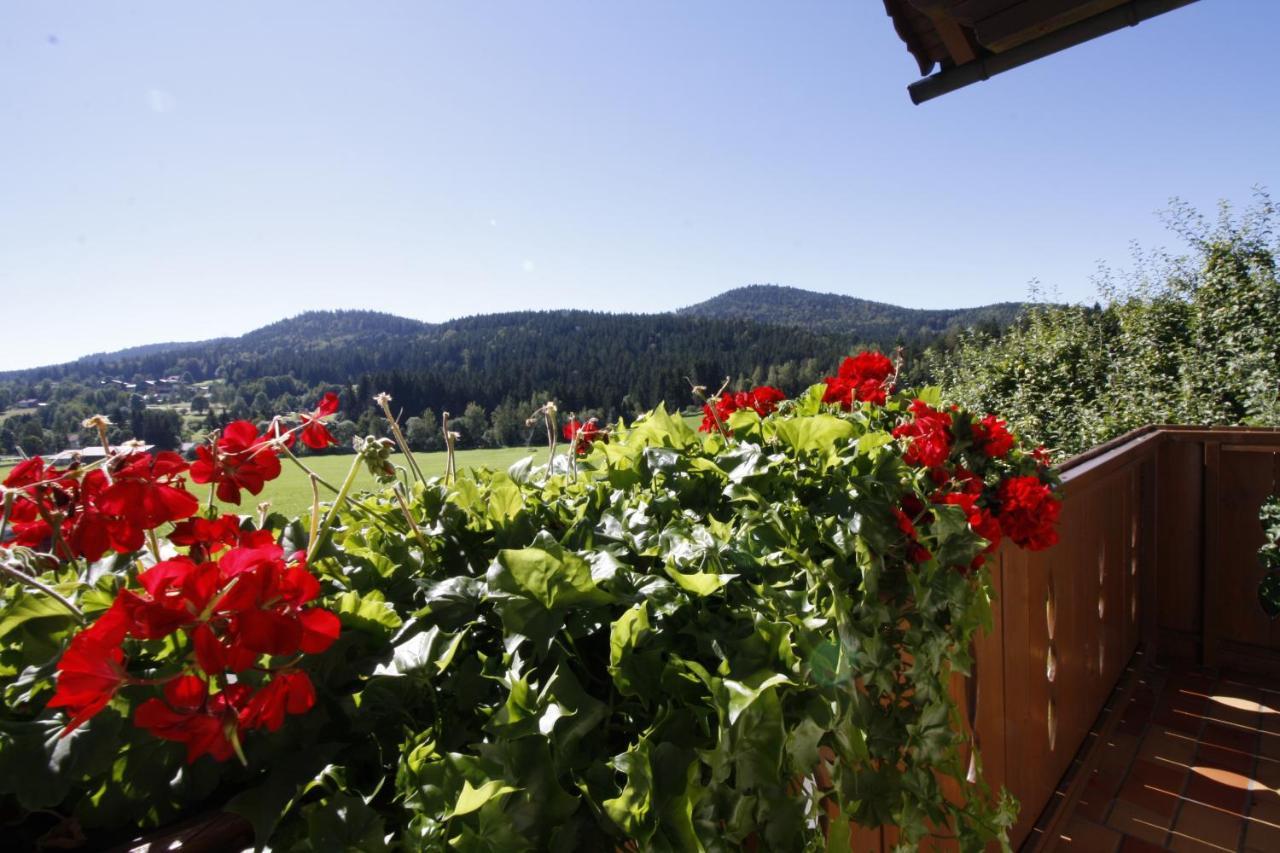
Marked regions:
[119,426,1280,852]
[853,426,1280,851]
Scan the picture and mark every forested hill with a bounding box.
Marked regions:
[1,290,1025,419]
[678,285,1024,342]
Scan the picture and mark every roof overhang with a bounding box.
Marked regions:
[884,0,1200,104]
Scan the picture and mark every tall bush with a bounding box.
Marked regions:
[925,194,1280,457]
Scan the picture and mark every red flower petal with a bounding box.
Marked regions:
[297,607,340,654]
[237,608,302,656]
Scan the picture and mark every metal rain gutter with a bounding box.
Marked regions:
[907,0,1200,104]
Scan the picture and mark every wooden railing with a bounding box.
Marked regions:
[119,426,1280,852]
[855,426,1280,851]
[995,426,1280,849]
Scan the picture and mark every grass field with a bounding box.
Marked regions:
[0,446,551,520]
[0,407,37,423]
[0,412,707,520]
[232,447,547,517]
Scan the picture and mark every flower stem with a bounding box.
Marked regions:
[545,409,557,469]
[393,484,431,552]
[691,376,733,441]
[376,395,425,484]
[34,502,78,568]
[0,561,84,623]
[0,490,13,539]
[147,529,162,561]
[308,473,321,553]
[307,454,363,562]
[442,412,457,484]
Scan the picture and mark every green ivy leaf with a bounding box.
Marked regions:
[333,589,403,636]
[488,543,615,609]
[449,779,520,818]
[772,414,855,455]
[723,670,793,725]
[224,744,342,849]
[0,588,78,641]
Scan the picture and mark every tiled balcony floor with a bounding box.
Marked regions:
[1042,663,1280,852]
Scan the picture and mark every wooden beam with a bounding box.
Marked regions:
[925,7,978,65]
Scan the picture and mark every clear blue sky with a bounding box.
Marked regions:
[1,0,1276,371]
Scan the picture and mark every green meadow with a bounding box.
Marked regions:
[1,446,552,521]
[216,446,550,518]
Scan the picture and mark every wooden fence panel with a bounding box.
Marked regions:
[1204,444,1280,663]
[1154,438,1203,657]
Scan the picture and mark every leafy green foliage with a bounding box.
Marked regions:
[0,389,1039,850]
[924,195,1280,458]
[1258,496,1280,618]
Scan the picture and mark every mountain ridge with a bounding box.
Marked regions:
[677,284,1023,339]
[5,286,1023,381]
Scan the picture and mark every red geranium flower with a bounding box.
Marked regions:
[939,492,1002,553]
[97,451,200,544]
[190,421,282,505]
[893,400,953,469]
[698,386,787,433]
[892,506,917,539]
[822,352,895,409]
[134,676,251,764]
[2,461,178,563]
[242,670,316,732]
[296,393,340,450]
[698,397,736,433]
[997,475,1061,551]
[746,386,786,417]
[46,602,130,734]
[971,415,1015,459]
[3,457,52,489]
[563,417,606,455]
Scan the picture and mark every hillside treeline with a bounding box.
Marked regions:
[924,197,1280,457]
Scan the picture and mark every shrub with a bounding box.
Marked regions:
[0,360,1058,851]
[925,194,1280,458]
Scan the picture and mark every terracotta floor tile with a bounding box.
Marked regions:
[1117,758,1187,818]
[1244,812,1280,852]
[1117,831,1170,851]
[1139,728,1199,768]
[1257,730,1280,759]
[1108,800,1172,846]
[1184,765,1251,814]
[1052,817,1122,852]
[1164,688,1212,715]
[1098,733,1142,774]
[1201,721,1261,755]
[1252,756,1280,789]
[1204,696,1265,730]
[1197,738,1259,776]
[1154,704,1206,737]
[1034,667,1280,853]
[1169,801,1244,851]
[1245,791,1280,824]
[1255,706,1280,734]
[1076,769,1121,823]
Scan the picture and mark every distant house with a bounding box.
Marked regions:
[48,444,155,465]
